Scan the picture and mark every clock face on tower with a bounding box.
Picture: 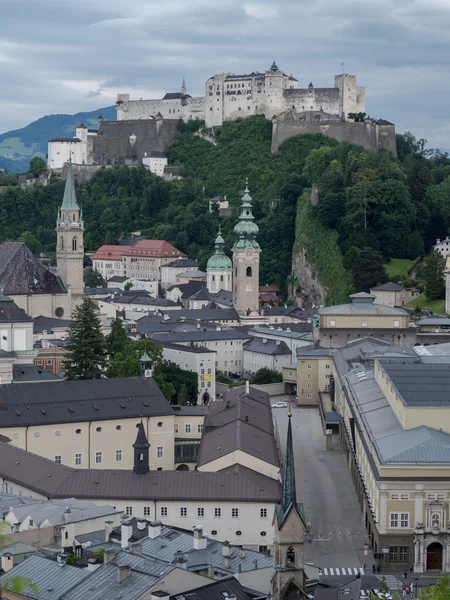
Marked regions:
[245,248,253,257]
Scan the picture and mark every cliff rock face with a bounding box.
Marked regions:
[291,247,327,307]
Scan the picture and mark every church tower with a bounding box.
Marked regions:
[271,411,308,600]
[207,227,232,293]
[232,181,261,314]
[56,161,84,303]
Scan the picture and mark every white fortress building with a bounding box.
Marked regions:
[116,61,365,128]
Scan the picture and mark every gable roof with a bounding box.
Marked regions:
[33,316,72,334]
[0,242,66,295]
[0,376,172,428]
[0,294,33,322]
[243,337,290,355]
[166,281,205,299]
[370,282,404,292]
[170,575,257,600]
[163,92,191,100]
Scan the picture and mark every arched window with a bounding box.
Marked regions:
[287,546,295,565]
[72,213,76,222]
[432,513,440,528]
[212,275,215,282]
[72,237,77,251]
[246,266,252,277]
[60,236,64,251]
[220,275,224,282]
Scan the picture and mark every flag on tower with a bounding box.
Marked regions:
[340,62,344,66]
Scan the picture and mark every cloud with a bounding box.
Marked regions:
[1,0,450,148]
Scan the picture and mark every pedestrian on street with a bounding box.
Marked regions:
[404,570,408,579]
[402,584,407,597]
[377,564,381,574]
[372,564,376,574]
[410,582,414,597]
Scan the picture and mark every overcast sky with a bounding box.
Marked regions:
[1,0,450,147]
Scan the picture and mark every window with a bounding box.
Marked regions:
[437,493,446,500]
[389,546,398,561]
[361,320,368,327]
[326,365,330,369]
[391,494,399,500]
[260,508,268,518]
[259,545,268,554]
[307,393,312,398]
[180,507,188,517]
[307,374,312,379]
[72,237,77,251]
[157,446,164,458]
[232,508,239,518]
[174,423,179,433]
[198,507,205,518]
[393,320,400,327]
[185,424,191,434]
[329,320,336,327]
[431,513,440,528]
[144,506,151,516]
[115,449,122,462]
[324,384,330,392]
[75,453,82,466]
[29,519,34,526]
[95,451,103,464]
[307,383,312,389]
[126,506,133,516]
[214,508,222,518]
[160,507,168,517]
[246,266,252,277]
[400,513,409,528]
[399,547,408,561]
[390,513,398,528]
[307,364,312,369]
[400,494,409,500]
[75,429,81,434]
[198,424,204,433]
[54,455,61,464]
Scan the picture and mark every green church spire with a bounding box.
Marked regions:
[233,180,260,250]
[207,226,232,271]
[282,412,297,512]
[60,160,81,212]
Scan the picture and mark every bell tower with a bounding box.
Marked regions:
[271,411,308,600]
[232,181,261,315]
[56,161,84,304]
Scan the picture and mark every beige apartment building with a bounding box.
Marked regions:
[369,282,420,307]
[290,338,450,572]
[316,292,415,347]
[0,376,204,471]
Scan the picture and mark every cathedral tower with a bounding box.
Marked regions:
[271,411,308,600]
[207,227,232,293]
[56,161,84,302]
[232,182,260,314]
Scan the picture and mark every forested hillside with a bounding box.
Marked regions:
[0,117,449,301]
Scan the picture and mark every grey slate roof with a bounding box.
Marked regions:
[161,342,215,354]
[379,362,450,406]
[205,395,273,434]
[33,316,72,334]
[210,289,233,307]
[0,442,280,501]
[0,242,66,295]
[0,376,172,427]
[197,420,279,468]
[163,92,191,100]
[370,282,404,292]
[112,294,181,307]
[12,365,62,382]
[0,555,91,600]
[416,317,450,326]
[0,294,33,322]
[151,330,248,344]
[189,288,213,302]
[168,308,239,322]
[0,492,41,515]
[243,337,290,355]
[171,576,256,600]
[147,151,167,158]
[164,259,200,268]
[166,281,205,299]
[375,426,450,464]
[319,302,407,316]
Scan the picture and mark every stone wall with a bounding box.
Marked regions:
[272,111,397,156]
[89,119,180,165]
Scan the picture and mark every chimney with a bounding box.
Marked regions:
[104,549,116,564]
[164,313,170,321]
[240,548,246,560]
[136,518,147,531]
[175,551,187,569]
[262,338,267,344]
[148,520,162,539]
[221,541,231,557]
[245,380,250,394]
[196,320,201,330]
[104,520,114,543]
[207,565,215,579]
[121,516,133,549]
[87,558,101,572]
[216,326,221,331]
[64,507,72,523]
[225,400,230,409]
[1,553,13,573]
[151,591,170,600]
[117,565,132,583]
[228,595,237,600]
[193,526,207,550]
[276,340,280,345]
[132,542,142,556]
[224,555,231,569]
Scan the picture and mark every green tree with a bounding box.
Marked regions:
[251,368,283,384]
[124,281,133,291]
[177,384,189,406]
[351,247,388,292]
[27,156,46,178]
[84,267,105,288]
[18,231,42,254]
[419,576,450,599]
[63,296,107,379]
[423,250,445,300]
[106,317,129,359]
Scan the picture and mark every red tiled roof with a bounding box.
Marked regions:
[259,285,279,294]
[124,240,186,258]
[92,245,132,261]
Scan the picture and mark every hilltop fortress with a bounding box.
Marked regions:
[47,61,396,172]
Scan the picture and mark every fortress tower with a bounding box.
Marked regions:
[56,161,84,306]
[207,227,232,294]
[232,182,260,315]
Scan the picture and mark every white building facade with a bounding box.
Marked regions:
[161,343,216,403]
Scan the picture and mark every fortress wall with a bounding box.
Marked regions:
[283,88,340,114]
[118,99,180,120]
[272,119,397,156]
[90,119,180,165]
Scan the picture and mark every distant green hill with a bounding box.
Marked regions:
[0,106,116,172]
